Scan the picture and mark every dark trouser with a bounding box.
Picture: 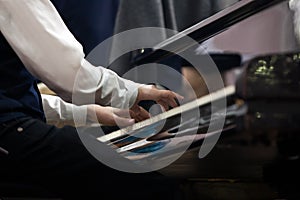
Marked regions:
[0,118,182,199]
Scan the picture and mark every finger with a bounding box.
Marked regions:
[130,106,150,122]
[172,91,184,106]
[134,115,144,122]
[129,108,141,122]
[159,99,176,110]
[160,91,181,107]
[137,106,151,119]
[112,108,131,118]
[131,105,150,117]
[113,114,135,127]
[135,113,147,122]
[165,96,179,108]
[157,100,169,112]
[129,109,136,118]
[173,92,184,101]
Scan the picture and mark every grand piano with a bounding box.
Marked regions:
[120,0,300,199]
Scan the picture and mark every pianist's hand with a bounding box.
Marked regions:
[87,85,183,127]
[135,84,184,112]
[87,105,149,127]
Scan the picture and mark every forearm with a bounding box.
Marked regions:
[41,94,80,126]
[41,94,135,127]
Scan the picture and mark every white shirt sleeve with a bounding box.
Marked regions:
[0,0,141,109]
[41,94,79,126]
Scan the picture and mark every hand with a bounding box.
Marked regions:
[87,105,135,127]
[87,85,183,127]
[135,84,184,111]
[130,104,151,122]
[87,104,152,126]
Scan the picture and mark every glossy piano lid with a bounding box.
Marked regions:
[133,0,287,65]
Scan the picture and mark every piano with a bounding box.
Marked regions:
[102,0,299,199]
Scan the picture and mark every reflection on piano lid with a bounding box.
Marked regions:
[133,0,287,65]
